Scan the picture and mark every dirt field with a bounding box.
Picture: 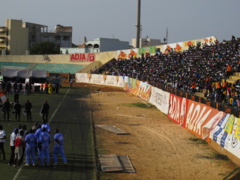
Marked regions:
[88,85,237,180]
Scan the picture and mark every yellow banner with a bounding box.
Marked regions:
[224,114,235,134]
[234,118,240,139]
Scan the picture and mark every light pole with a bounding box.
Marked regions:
[136,0,141,48]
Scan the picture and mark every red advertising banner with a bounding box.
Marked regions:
[184,100,225,141]
[168,94,187,126]
[70,53,95,62]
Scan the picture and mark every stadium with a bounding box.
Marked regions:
[0,34,240,180]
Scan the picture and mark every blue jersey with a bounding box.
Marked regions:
[41,124,50,133]
[25,133,36,148]
[54,133,64,147]
[39,132,51,147]
[35,128,42,142]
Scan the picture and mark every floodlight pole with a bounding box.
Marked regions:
[136,0,141,48]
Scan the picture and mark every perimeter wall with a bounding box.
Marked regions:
[75,73,240,167]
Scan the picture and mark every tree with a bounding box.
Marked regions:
[30,41,60,55]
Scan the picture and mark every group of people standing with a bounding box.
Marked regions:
[0,122,67,168]
[2,98,49,122]
[39,82,60,95]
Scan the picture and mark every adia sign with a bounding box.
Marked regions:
[70,53,95,62]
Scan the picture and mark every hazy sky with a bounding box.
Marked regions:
[1,0,240,45]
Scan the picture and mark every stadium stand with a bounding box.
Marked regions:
[92,36,240,108]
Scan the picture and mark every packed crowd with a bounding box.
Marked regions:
[0,121,67,168]
[92,36,240,108]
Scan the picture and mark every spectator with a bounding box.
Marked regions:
[13,100,21,121]
[41,101,49,122]
[0,125,6,160]
[14,130,25,168]
[9,128,18,166]
[24,99,32,122]
[2,98,10,121]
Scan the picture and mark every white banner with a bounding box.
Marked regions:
[89,74,105,85]
[210,114,230,144]
[75,73,90,83]
[209,114,240,158]
[224,117,240,158]
[149,87,170,114]
[117,76,125,87]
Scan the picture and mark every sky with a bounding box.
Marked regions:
[1,0,240,45]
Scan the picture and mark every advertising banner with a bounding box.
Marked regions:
[149,87,170,114]
[210,114,240,158]
[203,36,216,45]
[163,42,184,54]
[138,81,152,101]
[123,76,129,91]
[138,46,156,55]
[130,79,140,96]
[184,100,225,141]
[75,73,90,83]
[104,75,117,86]
[224,117,240,158]
[117,76,125,87]
[116,49,138,59]
[70,53,95,62]
[210,114,230,144]
[103,75,124,87]
[184,40,195,48]
[168,94,187,126]
[89,74,105,85]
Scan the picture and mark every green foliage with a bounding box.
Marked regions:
[189,138,208,144]
[123,102,152,109]
[30,41,60,55]
[72,43,77,47]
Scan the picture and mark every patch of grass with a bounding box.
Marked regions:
[196,152,229,161]
[121,102,152,109]
[212,153,229,160]
[189,138,208,144]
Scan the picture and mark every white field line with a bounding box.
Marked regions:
[12,88,70,180]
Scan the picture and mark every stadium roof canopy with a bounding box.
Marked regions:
[1,66,46,78]
[0,62,85,74]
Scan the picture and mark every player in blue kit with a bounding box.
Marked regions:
[53,129,67,166]
[41,120,50,133]
[34,125,42,159]
[24,129,37,166]
[38,127,51,166]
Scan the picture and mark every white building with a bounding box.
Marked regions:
[61,37,129,54]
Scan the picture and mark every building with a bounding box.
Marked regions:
[0,19,29,55]
[40,24,72,48]
[0,19,72,55]
[61,37,130,54]
[131,37,164,48]
[86,38,129,53]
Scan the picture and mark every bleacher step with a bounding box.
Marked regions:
[226,79,237,84]
[234,72,240,76]
[229,75,240,80]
